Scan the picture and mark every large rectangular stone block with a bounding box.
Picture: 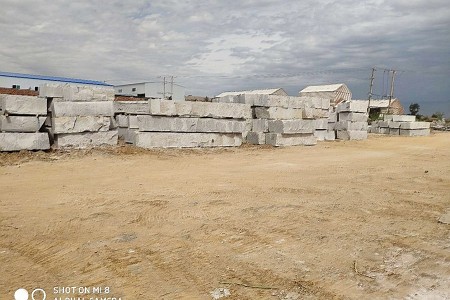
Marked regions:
[328,122,336,131]
[314,129,328,141]
[118,127,137,144]
[337,101,368,113]
[39,84,64,98]
[246,132,266,145]
[265,133,317,146]
[52,101,114,117]
[135,132,243,148]
[325,131,336,141]
[391,115,416,122]
[0,95,47,115]
[114,101,150,114]
[313,108,330,118]
[268,119,314,133]
[328,112,337,123]
[252,119,269,132]
[212,95,241,104]
[0,116,46,132]
[52,116,111,134]
[54,130,118,148]
[389,128,400,135]
[399,128,430,136]
[336,130,368,140]
[338,112,368,122]
[399,121,430,129]
[137,115,247,133]
[128,115,139,129]
[252,95,305,109]
[62,86,115,101]
[0,132,50,151]
[379,127,390,134]
[149,99,251,119]
[254,107,303,120]
[335,121,368,131]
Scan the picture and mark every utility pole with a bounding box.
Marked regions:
[368,67,376,113]
[163,76,166,99]
[387,70,396,115]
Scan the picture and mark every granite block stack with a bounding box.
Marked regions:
[335,101,369,140]
[113,99,251,148]
[40,84,117,149]
[370,115,430,136]
[0,95,50,151]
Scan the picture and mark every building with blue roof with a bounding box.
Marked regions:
[0,71,112,91]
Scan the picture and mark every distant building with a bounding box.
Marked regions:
[216,88,287,98]
[114,82,185,101]
[368,99,404,115]
[299,84,351,105]
[0,71,112,91]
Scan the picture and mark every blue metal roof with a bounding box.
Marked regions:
[0,71,113,86]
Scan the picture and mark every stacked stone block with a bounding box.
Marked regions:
[40,85,118,149]
[335,101,369,140]
[370,115,430,136]
[0,95,50,151]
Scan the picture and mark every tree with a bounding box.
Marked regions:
[432,112,444,120]
[409,103,420,115]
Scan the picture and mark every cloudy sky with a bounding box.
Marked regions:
[1,0,449,116]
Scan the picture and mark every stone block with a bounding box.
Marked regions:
[379,127,390,134]
[314,118,328,130]
[114,101,150,115]
[252,95,305,109]
[137,116,247,133]
[52,116,111,134]
[325,131,336,141]
[392,115,416,122]
[118,127,137,144]
[399,128,430,136]
[135,132,243,148]
[0,95,47,115]
[336,130,368,140]
[328,122,336,131]
[336,100,368,113]
[52,101,114,117]
[128,115,139,129]
[0,116,46,132]
[246,132,266,145]
[314,129,328,141]
[328,112,337,123]
[388,122,402,129]
[399,122,430,129]
[268,119,314,134]
[213,95,241,104]
[54,130,118,149]
[39,84,64,98]
[254,107,303,120]
[116,115,129,127]
[0,132,50,151]
[338,112,368,122]
[389,128,400,135]
[62,86,115,101]
[265,133,317,146]
[313,108,330,118]
[335,121,368,131]
[302,107,315,119]
[252,119,268,132]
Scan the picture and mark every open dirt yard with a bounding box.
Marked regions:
[1,133,449,300]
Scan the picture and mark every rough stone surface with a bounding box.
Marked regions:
[116,115,129,127]
[135,132,242,148]
[399,122,430,129]
[379,127,390,134]
[254,107,303,120]
[252,119,269,132]
[54,130,118,149]
[328,122,336,131]
[118,127,137,144]
[268,120,314,133]
[337,101,368,113]
[335,121,368,131]
[389,128,400,135]
[128,115,139,129]
[0,116,46,132]
[338,112,368,122]
[0,95,47,115]
[52,116,111,134]
[150,99,251,119]
[52,101,114,117]
[265,133,317,146]
[246,132,266,145]
[328,112,337,123]
[314,118,328,130]
[252,95,305,109]
[399,128,431,136]
[314,129,328,141]
[137,115,246,133]
[39,84,64,98]
[391,115,416,122]
[114,101,150,115]
[336,130,368,140]
[62,86,115,101]
[325,131,336,141]
[0,132,50,151]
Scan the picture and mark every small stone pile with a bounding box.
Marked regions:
[370,115,430,136]
[335,101,369,140]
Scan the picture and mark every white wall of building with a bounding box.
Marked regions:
[115,82,185,101]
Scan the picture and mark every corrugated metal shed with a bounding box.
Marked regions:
[216,88,287,98]
[0,71,112,86]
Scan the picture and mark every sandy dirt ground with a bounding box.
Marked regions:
[0,133,449,300]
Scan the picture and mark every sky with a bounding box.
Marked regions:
[1,0,449,117]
